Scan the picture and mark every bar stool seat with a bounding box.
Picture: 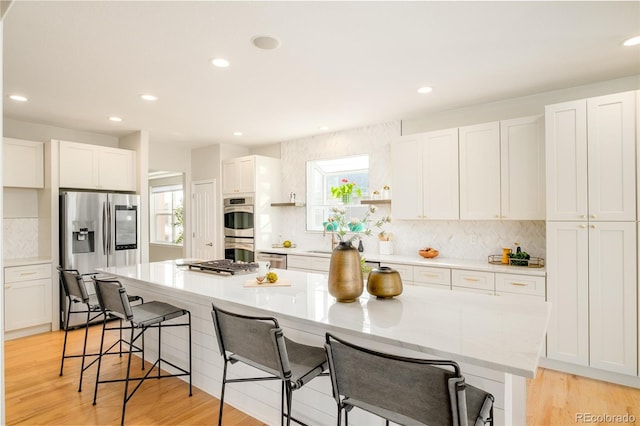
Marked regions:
[58,267,142,392]
[211,303,328,426]
[92,278,192,426]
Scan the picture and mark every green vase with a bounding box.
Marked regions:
[341,193,352,204]
[328,241,363,303]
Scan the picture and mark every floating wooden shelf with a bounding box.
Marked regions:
[360,199,391,205]
[270,202,306,207]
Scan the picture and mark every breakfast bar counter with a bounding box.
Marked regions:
[98,261,551,426]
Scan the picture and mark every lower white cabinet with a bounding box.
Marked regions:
[4,263,52,332]
[546,221,637,375]
[495,273,545,299]
[380,262,414,286]
[413,265,451,289]
[452,269,495,295]
[287,255,330,273]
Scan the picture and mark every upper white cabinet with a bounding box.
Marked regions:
[500,116,545,220]
[391,128,459,220]
[459,121,501,220]
[59,140,136,191]
[546,91,636,221]
[222,156,256,194]
[3,138,44,188]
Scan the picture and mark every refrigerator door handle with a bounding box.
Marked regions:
[102,201,108,255]
[107,201,112,253]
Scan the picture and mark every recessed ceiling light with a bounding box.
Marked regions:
[109,116,123,122]
[140,94,158,101]
[319,126,330,131]
[9,94,28,102]
[251,35,281,50]
[417,86,433,94]
[623,35,640,46]
[211,58,230,68]
[233,132,243,136]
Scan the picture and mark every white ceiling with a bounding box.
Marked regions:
[3,1,640,148]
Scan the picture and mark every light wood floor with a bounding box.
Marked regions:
[5,328,640,425]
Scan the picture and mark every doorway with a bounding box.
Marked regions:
[191,179,217,260]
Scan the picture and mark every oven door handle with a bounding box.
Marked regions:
[224,205,254,214]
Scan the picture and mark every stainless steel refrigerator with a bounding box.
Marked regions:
[59,191,140,327]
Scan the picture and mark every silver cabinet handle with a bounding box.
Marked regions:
[205,243,213,247]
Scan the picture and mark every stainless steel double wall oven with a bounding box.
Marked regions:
[223,196,255,262]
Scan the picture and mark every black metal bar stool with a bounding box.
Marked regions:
[324,332,494,426]
[211,303,328,426]
[57,267,143,391]
[92,277,192,426]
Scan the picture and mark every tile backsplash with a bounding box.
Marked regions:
[3,218,39,260]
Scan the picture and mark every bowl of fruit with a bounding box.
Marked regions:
[418,247,439,259]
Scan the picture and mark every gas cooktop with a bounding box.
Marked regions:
[186,259,258,276]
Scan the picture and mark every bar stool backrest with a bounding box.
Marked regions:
[58,267,90,303]
[93,278,134,321]
[325,333,469,426]
[211,304,291,379]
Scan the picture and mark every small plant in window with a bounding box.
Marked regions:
[173,204,184,244]
[330,179,362,204]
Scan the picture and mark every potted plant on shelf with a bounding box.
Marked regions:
[330,179,362,204]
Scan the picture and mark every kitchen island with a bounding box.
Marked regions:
[98,261,550,426]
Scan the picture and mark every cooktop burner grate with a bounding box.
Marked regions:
[186,259,258,275]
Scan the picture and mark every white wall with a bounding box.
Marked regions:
[4,117,119,146]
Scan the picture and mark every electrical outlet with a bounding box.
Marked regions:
[469,235,477,244]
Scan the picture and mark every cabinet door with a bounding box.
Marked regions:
[587,91,636,221]
[3,138,44,188]
[237,156,256,193]
[97,147,136,191]
[59,140,98,188]
[588,221,637,375]
[545,100,588,221]
[221,160,238,194]
[459,122,501,220]
[500,116,545,220]
[545,222,589,366]
[423,128,459,220]
[391,135,423,220]
[4,278,52,331]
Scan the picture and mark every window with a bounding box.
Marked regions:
[306,154,369,231]
[150,185,184,245]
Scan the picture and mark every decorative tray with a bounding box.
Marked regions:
[488,255,544,268]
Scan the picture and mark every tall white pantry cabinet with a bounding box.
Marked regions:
[545,90,638,376]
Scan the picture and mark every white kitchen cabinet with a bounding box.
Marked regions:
[546,91,636,221]
[4,263,52,332]
[495,273,545,299]
[459,121,501,220]
[59,140,136,191]
[452,269,495,294]
[391,129,459,220]
[413,265,451,289]
[3,138,44,188]
[546,221,637,374]
[286,255,330,273]
[380,262,414,286]
[500,116,545,220]
[222,156,256,194]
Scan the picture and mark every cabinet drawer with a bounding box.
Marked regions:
[287,256,311,270]
[380,262,413,282]
[452,269,495,292]
[413,266,450,287]
[495,273,545,297]
[5,264,51,283]
[310,257,331,272]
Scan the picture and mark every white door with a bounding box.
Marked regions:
[588,221,637,375]
[459,121,501,220]
[191,180,217,260]
[545,221,590,366]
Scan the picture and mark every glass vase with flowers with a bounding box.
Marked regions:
[330,179,362,204]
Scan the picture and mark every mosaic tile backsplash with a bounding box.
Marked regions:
[3,218,39,260]
[277,121,546,261]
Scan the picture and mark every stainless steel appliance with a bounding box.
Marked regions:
[223,196,255,262]
[186,259,257,275]
[59,190,140,327]
[256,252,287,269]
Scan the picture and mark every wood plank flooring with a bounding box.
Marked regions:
[5,328,640,425]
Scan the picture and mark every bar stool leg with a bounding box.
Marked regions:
[92,317,108,405]
[59,301,72,376]
[120,326,136,426]
[188,311,193,396]
[77,308,91,392]
[217,360,228,426]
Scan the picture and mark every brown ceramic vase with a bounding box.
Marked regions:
[328,241,363,303]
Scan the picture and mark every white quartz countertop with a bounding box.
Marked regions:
[100,261,550,378]
[257,247,546,275]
